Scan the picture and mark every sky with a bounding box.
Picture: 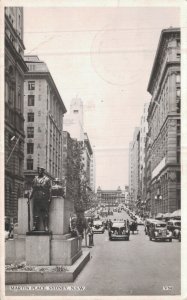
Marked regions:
[24,6,180,190]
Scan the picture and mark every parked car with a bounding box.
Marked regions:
[92,220,105,233]
[145,218,155,235]
[148,220,172,242]
[167,219,181,239]
[108,221,130,241]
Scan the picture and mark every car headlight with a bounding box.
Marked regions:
[155,232,158,236]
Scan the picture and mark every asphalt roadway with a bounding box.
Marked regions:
[5,210,180,296]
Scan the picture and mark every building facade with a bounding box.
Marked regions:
[83,133,93,189]
[24,56,66,190]
[97,186,123,206]
[5,7,28,220]
[128,127,140,210]
[64,98,94,192]
[62,131,79,204]
[63,97,84,141]
[90,151,96,192]
[147,28,180,217]
[137,103,149,215]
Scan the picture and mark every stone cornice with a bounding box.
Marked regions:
[5,36,28,73]
[24,72,67,114]
[148,61,180,118]
[147,28,180,95]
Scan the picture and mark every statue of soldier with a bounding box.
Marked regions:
[30,167,51,231]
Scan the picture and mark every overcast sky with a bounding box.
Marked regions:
[24,6,180,190]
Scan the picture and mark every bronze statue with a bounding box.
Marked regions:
[30,167,51,231]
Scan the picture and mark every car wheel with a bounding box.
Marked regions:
[169,238,172,242]
[149,236,152,241]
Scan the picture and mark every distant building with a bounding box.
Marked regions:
[124,186,130,205]
[62,131,79,204]
[144,133,152,217]
[90,150,96,192]
[83,133,93,188]
[147,28,180,216]
[64,98,94,191]
[63,97,84,141]
[5,7,28,220]
[97,186,123,206]
[128,127,140,210]
[137,103,149,215]
[24,56,66,190]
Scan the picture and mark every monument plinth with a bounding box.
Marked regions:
[6,179,83,268]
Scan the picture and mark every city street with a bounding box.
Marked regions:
[4,8,183,299]
[6,210,180,296]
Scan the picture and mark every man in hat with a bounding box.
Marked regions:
[30,167,51,231]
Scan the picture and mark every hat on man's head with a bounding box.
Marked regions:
[38,166,45,171]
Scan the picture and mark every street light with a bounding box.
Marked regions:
[6,134,21,165]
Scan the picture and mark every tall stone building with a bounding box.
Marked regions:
[147,28,180,217]
[62,131,79,204]
[90,150,96,192]
[23,56,67,191]
[64,98,94,191]
[137,103,149,215]
[128,127,140,210]
[5,7,28,220]
[63,97,84,142]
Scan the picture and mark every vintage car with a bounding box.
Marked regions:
[144,218,155,235]
[167,219,181,239]
[148,220,172,242]
[92,220,105,233]
[108,221,130,241]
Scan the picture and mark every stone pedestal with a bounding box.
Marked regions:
[26,233,51,265]
[49,196,74,235]
[6,196,82,268]
[17,197,33,234]
[51,235,82,265]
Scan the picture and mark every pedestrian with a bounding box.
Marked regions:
[87,222,94,247]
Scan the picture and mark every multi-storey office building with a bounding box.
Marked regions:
[62,131,79,203]
[138,103,149,215]
[63,97,84,142]
[144,133,152,217]
[5,7,28,220]
[128,127,140,210]
[64,98,94,191]
[90,151,96,192]
[24,56,67,190]
[147,28,180,216]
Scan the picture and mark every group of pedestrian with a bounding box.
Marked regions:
[130,220,138,234]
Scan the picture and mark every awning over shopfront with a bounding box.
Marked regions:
[155,213,164,219]
[163,212,172,219]
[170,209,181,219]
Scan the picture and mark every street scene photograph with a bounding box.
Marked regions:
[2,1,187,298]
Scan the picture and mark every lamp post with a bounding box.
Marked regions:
[6,134,21,165]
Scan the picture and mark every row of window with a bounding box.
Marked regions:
[27,126,44,137]
[27,158,61,177]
